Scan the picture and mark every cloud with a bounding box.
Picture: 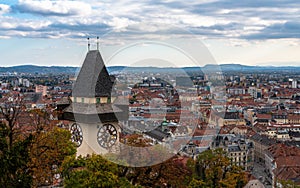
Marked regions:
[0,0,298,42]
[0,16,52,31]
[0,15,114,39]
[14,0,92,16]
[0,4,10,15]
[105,17,137,31]
[243,21,300,40]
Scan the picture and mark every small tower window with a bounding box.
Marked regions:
[96,98,100,103]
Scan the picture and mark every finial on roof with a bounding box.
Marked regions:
[97,36,99,51]
[87,37,90,52]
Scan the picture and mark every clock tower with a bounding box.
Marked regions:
[59,48,126,156]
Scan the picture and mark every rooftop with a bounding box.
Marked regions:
[72,50,113,98]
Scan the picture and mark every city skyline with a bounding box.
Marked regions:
[1,0,300,67]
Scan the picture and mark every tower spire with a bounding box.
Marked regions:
[97,36,99,51]
[87,37,90,52]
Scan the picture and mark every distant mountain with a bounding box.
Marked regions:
[1,64,300,75]
[203,64,300,72]
[106,66,126,73]
[0,65,78,74]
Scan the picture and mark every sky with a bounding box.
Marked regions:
[0,0,300,67]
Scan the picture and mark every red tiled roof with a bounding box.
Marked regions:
[256,114,272,120]
[268,143,300,183]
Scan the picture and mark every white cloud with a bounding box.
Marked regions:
[0,22,16,29]
[105,17,137,31]
[0,35,10,39]
[0,4,10,15]
[0,17,52,30]
[0,0,297,42]
[16,0,92,16]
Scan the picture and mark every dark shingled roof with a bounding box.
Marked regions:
[224,112,240,119]
[59,50,129,123]
[250,133,276,146]
[228,145,241,152]
[72,50,113,97]
[144,127,170,142]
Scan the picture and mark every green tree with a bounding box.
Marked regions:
[278,179,300,188]
[0,122,33,188]
[61,154,134,188]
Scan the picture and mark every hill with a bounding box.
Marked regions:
[1,64,300,74]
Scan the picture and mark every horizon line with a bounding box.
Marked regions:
[1,63,300,68]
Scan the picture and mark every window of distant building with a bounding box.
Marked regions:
[107,97,111,103]
[81,98,84,103]
[74,97,77,103]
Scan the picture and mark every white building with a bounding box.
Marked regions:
[292,80,297,88]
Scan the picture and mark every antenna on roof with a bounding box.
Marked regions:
[87,37,90,52]
[96,36,99,51]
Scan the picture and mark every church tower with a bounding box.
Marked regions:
[59,46,126,156]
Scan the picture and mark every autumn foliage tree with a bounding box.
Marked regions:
[0,94,76,187]
[0,122,33,188]
[60,133,249,187]
[0,94,33,187]
[188,148,247,188]
[28,126,76,187]
[0,94,25,151]
[62,134,192,187]
[116,134,193,187]
[118,155,192,187]
[18,109,76,187]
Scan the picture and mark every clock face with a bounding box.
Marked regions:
[97,124,118,148]
[70,123,83,147]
